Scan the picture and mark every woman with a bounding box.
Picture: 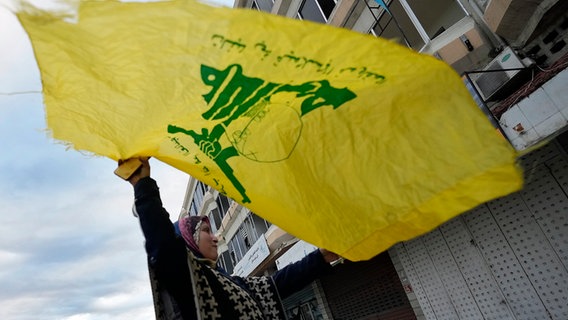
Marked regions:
[123,157,339,319]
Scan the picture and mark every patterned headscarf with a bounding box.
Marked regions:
[179,215,210,259]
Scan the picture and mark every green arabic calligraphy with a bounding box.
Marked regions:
[210,34,386,83]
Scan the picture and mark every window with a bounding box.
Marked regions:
[208,208,223,233]
[215,194,231,218]
[244,236,251,248]
[370,0,466,50]
[405,0,466,39]
[370,0,425,50]
[194,182,206,211]
[241,227,251,249]
[318,0,335,18]
[218,251,234,274]
[189,202,198,216]
[229,238,244,261]
[189,181,208,216]
[250,212,271,235]
[298,0,336,23]
[252,0,274,12]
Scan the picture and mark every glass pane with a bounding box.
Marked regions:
[216,194,230,216]
[379,15,391,29]
[299,0,326,23]
[317,0,336,18]
[405,0,466,39]
[219,251,234,274]
[373,0,425,50]
[189,202,198,216]
[209,208,222,233]
[375,20,404,45]
[255,0,273,12]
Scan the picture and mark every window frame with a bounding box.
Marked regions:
[369,0,467,52]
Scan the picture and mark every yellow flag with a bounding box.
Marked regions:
[18,0,522,261]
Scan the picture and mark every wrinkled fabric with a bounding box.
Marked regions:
[18,0,523,260]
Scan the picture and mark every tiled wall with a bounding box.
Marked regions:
[499,69,568,150]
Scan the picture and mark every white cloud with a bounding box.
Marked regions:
[0,250,27,269]
[90,287,149,311]
[1,295,54,320]
[0,9,41,93]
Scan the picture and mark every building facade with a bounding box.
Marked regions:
[179,0,568,319]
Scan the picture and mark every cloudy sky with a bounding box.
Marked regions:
[0,0,232,319]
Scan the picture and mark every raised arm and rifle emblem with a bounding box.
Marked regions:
[168,64,357,203]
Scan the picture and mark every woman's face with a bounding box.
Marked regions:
[198,222,219,261]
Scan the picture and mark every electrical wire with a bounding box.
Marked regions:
[0,90,42,96]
